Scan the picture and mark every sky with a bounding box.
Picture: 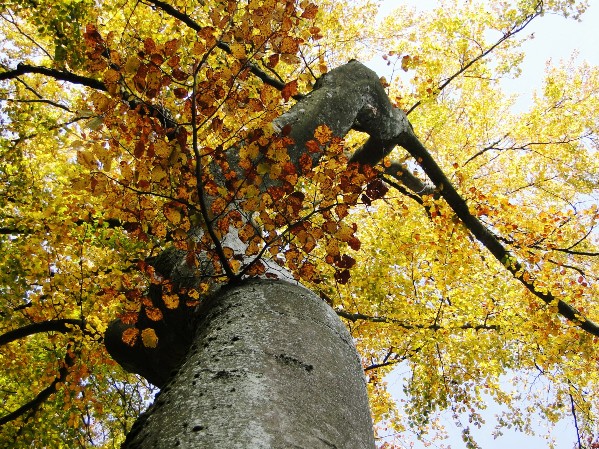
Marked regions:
[369,1,599,448]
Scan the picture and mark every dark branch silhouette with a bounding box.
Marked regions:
[0,319,85,346]
[337,310,499,331]
[0,63,107,91]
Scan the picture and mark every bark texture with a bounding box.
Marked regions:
[122,279,375,449]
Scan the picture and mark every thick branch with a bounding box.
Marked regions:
[396,131,599,337]
[0,63,107,91]
[383,161,436,197]
[279,59,598,339]
[277,61,411,171]
[0,319,85,346]
[276,60,599,337]
[0,227,31,235]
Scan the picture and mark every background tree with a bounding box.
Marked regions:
[1,0,598,447]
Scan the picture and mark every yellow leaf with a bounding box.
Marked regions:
[163,204,182,224]
[163,294,180,309]
[230,42,246,59]
[151,166,167,182]
[124,56,141,74]
[141,328,158,348]
[77,150,97,168]
[314,125,332,144]
[103,68,120,84]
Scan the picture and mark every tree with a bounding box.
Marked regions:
[1,0,598,447]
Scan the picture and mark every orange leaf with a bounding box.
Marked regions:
[299,262,317,280]
[301,3,319,19]
[211,197,227,215]
[145,306,163,321]
[280,36,299,54]
[281,79,298,102]
[121,328,139,347]
[314,125,332,144]
[163,294,180,309]
[309,26,321,37]
[267,54,279,68]
[305,139,320,153]
[120,312,138,325]
[299,153,313,173]
[335,204,349,219]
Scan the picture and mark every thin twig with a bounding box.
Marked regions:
[406,8,540,115]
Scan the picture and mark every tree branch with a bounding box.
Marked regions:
[190,59,236,280]
[273,60,599,338]
[336,309,499,331]
[0,63,107,91]
[142,0,304,98]
[406,7,540,115]
[0,64,178,137]
[364,360,401,372]
[0,227,30,235]
[0,344,76,426]
[396,130,599,337]
[0,319,85,346]
[0,97,72,112]
[383,161,436,197]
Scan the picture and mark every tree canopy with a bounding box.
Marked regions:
[1,0,598,447]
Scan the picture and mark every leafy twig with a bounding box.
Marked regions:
[0,343,76,426]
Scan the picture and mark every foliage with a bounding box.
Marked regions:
[1,0,598,447]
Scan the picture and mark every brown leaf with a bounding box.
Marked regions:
[301,3,319,19]
[173,88,188,99]
[281,79,299,102]
[134,140,145,158]
[121,328,139,347]
[334,269,350,285]
[145,306,163,321]
[144,38,156,55]
[164,38,179,57]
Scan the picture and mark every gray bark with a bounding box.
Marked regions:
[274,60,411,170]
[105,60,411,385]
[110,61,408,447]
[122,279,375,449]
[106,61,412,449]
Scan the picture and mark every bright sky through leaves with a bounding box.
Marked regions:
[372,1,599,447]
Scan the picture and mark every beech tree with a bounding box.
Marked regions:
[1,0,599,447]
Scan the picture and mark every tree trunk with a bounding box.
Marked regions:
[122,279,375,449]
